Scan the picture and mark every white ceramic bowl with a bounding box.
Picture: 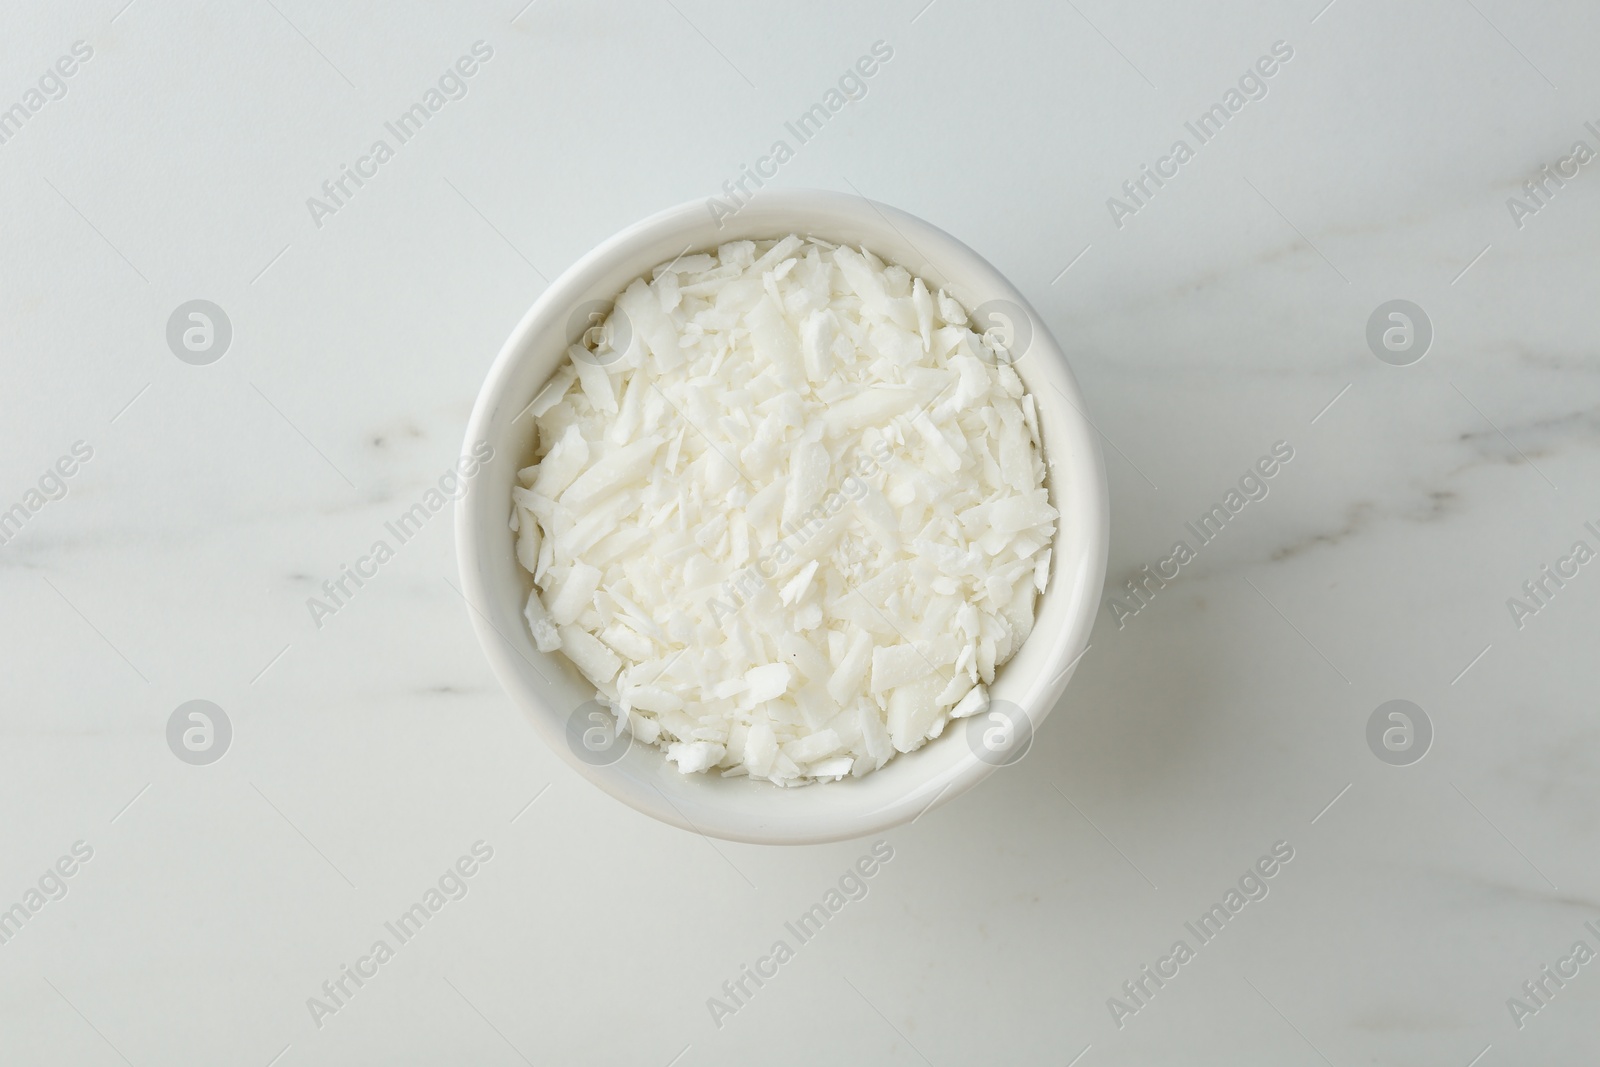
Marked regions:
[457,189,1107,845]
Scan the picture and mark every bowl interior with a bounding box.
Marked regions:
[457,189,1108,844]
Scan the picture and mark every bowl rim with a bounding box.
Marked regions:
[457,188,1109,844]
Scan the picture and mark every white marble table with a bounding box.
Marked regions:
[3,0,1598,1063]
